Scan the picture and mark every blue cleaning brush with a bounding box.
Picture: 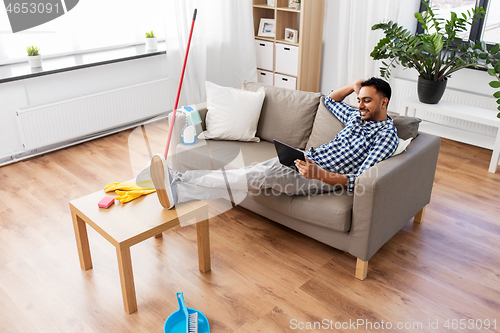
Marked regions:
[164,292,210,333]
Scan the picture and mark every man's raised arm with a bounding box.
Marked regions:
[329,79,365,102]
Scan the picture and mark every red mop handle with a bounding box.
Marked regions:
[164,8,197,158]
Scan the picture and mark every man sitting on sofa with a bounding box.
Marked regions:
[145,77,399,209]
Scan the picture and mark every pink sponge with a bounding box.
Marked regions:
[98,196,115,209]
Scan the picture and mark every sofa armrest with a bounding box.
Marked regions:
[167,112,186,153]
[348,132,441,261]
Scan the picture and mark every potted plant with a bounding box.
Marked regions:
[490,69,500,118]
[26,45,41,68]
[145,30,157,51]
[295,0,300,10]
[370,0,500,109]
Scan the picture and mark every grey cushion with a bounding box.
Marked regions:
[250,188,353,232]
[305,96,345,150]
[242,81,321,149]
[392,115,421,140]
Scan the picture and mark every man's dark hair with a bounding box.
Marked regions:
[361,77,391,102]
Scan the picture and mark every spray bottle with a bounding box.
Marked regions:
[179,105,202,145]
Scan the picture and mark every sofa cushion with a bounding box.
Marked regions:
[305,96,345,150]
[202,81,265,142]
[392,115,421,140]
[242,81,321,149]
[392,137,412,156]
[250,188,353,232]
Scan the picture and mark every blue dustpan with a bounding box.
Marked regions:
[164,292,210,333]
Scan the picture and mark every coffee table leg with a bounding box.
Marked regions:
[71,210,93,270]
[116,246,137,314]
[196,219,211,273]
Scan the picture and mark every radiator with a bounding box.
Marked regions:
[390,77,498,148]
[16,78,171,151]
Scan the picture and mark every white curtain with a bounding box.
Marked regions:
[321,0,404,105]
[165,0,257,106]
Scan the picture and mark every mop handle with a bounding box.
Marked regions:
[164,8,197,158]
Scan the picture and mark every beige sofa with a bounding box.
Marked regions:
[169,81,441,280]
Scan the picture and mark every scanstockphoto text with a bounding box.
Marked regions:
[244,161,380,199]
[290,318,498,331]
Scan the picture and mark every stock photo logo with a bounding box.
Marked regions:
[3,0,79,33]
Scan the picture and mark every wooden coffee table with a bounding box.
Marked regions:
[69,189,210,314]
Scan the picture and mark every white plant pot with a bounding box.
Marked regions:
[295,3,300,10]
[27,55,42,68]
[145,37,158,51]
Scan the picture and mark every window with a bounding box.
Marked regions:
[417,0,500,45]
[0,0,166,64]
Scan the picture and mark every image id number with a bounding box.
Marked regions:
[6,2,60,14]
[444,319,497,330]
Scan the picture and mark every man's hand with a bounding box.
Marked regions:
[353,79,364,96]
[295,158,321,180]
[294,158,349,188]
[329,79,365,102]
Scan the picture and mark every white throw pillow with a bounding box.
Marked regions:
[202,81,265,142]
[392,137,412,156]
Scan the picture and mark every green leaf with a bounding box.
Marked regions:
[490,81,500,88]
[488,68,497,76]
[415,12,424,23]
[494,91,500,98]
[497,112,500,118]
[491,44,500,54]
[479,52,488,59]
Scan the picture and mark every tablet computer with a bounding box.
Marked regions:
[273,139,305,171]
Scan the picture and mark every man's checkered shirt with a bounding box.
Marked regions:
[304,96,399,192]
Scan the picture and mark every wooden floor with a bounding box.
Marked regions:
[1,123,500,332]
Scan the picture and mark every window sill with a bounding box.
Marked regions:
[0,41,166,84]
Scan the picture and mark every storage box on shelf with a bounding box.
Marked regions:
[257,70,274,86]
[275,43,298,76]
[252,0,324,92]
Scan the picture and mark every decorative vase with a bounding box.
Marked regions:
[145,37,157,51]
[27,55,42,68]
[417,76,447,104]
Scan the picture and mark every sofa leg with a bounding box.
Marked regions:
[355,258,368,280]
[414,206,426,224]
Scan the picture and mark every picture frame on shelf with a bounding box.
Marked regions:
[258,18,275,38]
[267,0,275,6]
[285,28,298,43]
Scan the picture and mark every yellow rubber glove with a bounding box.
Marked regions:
[104,182,154,193]
[115,189,156,203]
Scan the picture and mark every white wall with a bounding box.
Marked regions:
[0,55,171,161]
